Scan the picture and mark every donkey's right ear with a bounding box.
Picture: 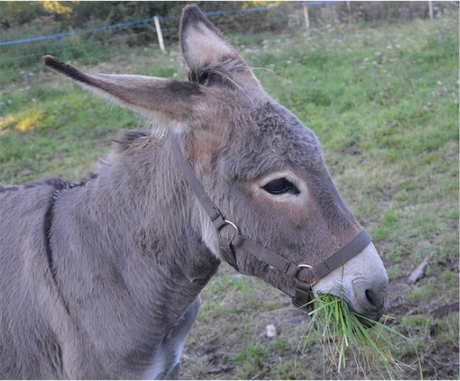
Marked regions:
[180,5,247,78]
[42,55,206,129]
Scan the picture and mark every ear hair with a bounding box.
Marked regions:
[43,55,89,84]
[180,5,230,56]
[180,5,239,75]
[43,55,206,131]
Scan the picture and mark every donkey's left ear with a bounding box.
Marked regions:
[42,55,205,129]
[180,5,249,77]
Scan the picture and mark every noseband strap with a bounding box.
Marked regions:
[171,133,371,310]
[310,228,371,279]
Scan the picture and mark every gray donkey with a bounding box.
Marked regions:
[0,5,388,380]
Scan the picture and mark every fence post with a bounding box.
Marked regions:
[428,1,434,20]
[303,4,310,36]
[153,16,166,54]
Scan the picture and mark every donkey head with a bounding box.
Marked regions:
[43,5,388,321]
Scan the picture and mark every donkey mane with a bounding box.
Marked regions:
[0,176,96,193]
[112,129,163,153]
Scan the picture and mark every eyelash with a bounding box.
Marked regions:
[262,178,300,196]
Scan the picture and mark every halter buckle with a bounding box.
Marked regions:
[292,278,315,312]
[297,264,319,286]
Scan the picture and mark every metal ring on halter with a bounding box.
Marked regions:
[297,264,319,286]
[223,220,240,235]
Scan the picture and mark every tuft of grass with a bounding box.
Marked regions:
[300,294,423,380]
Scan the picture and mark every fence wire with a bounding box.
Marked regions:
[0,1,456,88]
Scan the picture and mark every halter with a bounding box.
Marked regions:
[171,133,371,311]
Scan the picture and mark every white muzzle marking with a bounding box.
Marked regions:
[313,242,388,319]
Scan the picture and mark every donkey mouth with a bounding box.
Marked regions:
[313,283,386,324]
[315,292,384,326]
[339,291,385,324]
[349,304,383,326]
[311,240,388,324]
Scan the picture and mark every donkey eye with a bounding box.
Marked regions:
[262,178,300,196]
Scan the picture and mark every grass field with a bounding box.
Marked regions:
[0,10,458,380]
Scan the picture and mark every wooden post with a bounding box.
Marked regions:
[153,16,166,54]
[303,4,310,36]
[428,1,433,20]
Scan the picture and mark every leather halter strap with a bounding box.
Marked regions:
[171,133,371,310]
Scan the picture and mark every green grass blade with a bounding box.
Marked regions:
[302,294,423,380]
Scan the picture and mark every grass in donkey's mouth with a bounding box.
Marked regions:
[299,294,423,380]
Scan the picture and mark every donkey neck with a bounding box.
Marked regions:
[47,131,219,376]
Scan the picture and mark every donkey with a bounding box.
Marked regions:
[0,5,388,380]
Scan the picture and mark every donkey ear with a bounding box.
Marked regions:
[42,55,204,127]
[180,5,245,76]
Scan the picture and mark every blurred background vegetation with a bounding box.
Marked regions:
[0,1,452,31]
[1,1,457,86]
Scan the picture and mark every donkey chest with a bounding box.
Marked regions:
[142,298,200,380]
[141,338,184,380]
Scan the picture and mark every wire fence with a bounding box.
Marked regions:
[0,1,457,87]
[0,2,335,47]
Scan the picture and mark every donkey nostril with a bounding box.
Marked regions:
[365,288,384,310]
[351,281,387,322]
